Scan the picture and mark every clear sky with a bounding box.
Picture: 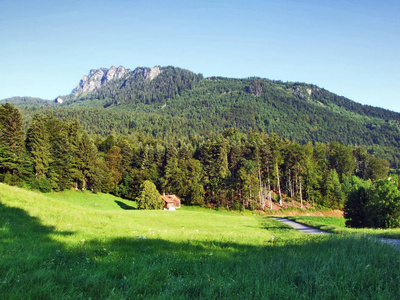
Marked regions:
[1,0,399,112]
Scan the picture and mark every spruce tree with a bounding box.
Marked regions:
[0,104,25,182]
[26,114,52,180]
[135,180,164,210]
[105,146,123,191]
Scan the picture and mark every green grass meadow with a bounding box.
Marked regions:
[1,183,400,299]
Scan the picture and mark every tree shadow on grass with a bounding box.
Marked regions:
[115,200,137,210]
[1,201,400,300]
[0,202,75,243]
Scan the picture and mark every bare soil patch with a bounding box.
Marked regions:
[260,198,343,217]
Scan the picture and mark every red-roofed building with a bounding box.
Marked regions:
[162,194,181,211]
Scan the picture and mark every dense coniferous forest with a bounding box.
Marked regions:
[0,102,391,211]
[1,65,399,211]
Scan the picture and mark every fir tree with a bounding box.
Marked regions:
[135,180,164,210]
[0,104,25,182]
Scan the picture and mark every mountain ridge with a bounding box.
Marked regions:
[65,65,399,119]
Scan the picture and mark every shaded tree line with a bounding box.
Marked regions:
[0,104,391,211]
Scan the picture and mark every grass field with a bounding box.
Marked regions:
[1,183,400,299]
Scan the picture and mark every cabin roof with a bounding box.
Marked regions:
[161,194,180,203]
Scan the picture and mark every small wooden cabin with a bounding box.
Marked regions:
[162,194,181,211]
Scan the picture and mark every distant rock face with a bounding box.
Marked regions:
[132,66,162,81]
[72,66,131,96]
[148,66,161,81]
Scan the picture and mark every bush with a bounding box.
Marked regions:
[232,201,244,212]
[344,178,400,228]
[313,205,331,211]
[344,185,370,228]
[368,179,400,228]
[30,178,53,193]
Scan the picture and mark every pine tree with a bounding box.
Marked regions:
[0,104,25,182]
[76,132,100,191]
[105,146,123,191]
[135,180,164,210]
[46,115,73,191]
[322,169,345,209]
[26,114,52,180]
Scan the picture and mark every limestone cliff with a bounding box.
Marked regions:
[72,66,130,96]
[72,66,162,97]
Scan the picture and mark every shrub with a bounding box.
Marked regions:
[344,178,400,228]
[135,180,164,210]
[30,178,53,193]
[344,185,371,228]
[232,201,244,212]
[368,179,400,228]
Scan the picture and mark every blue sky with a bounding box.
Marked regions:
[1,0,399,112]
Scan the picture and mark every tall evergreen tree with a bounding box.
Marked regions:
[0,104,25,182]
[26,114,52,180]
[46,114,73,191]
[321,169,345,209]
[105,146,123,191]
[76,132,101,191]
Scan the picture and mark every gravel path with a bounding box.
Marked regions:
[272,217,400,250]
[378,238,400,249]
[271,217,330,234]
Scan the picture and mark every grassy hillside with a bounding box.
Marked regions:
[1,183,400,299]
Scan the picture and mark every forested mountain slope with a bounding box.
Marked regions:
[2,66,399,166]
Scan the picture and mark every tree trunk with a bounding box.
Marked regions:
[267,166,272,210]
[289,170,293,205]
[276,162,282,206]
[258,163,264,208]
[299,174,303,209]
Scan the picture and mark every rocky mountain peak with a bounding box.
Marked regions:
[72,66,130,96]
